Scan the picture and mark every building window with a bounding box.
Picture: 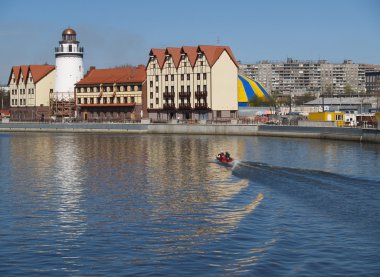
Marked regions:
[165,75,168,81]
[131,97,135,103]
[150,103,153,108]
[187,85,190,92]
[181,85,184,92]
[150,81,153,87]
[181,74,184,81]
[171,75,174,81]
[187,74,190,80]
[156,86,159,93]
[217,111,221,118]
[203,73,207,79]
[197,73,200,80]
[103,97,107,104]
[90,98,94,104]
[203,85,207,92]
[155,75,159,82]
[84,98,88,104]
[156,98,159,104]
[117,97,120,103]
[165,86,168,92]
[171,86,174,93]
[150,92,153,98]
[197,85,200,92]
[124,97,127,103]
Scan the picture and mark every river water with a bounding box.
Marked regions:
[0,132,380,276]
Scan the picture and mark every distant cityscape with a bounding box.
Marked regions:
[239,59,380,96]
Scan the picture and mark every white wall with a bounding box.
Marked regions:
[210,51,238,111]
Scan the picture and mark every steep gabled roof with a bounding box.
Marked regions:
[20,65,29,84]
[8,66,21,85]
[148,45,238,70]
[8,64,55,85]
[29,65,55,84]
[76,66,146,85]
[198,45,239,68]
[181,46,198,67]
[166,47,182,68]
[149,48,166,69]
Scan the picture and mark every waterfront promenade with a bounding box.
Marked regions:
[1,121,379,143]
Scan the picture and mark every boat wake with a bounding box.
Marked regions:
[231,161,380,237]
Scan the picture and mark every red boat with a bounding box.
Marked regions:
[216,152,234,164]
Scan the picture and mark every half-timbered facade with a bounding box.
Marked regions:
[146,45,238,121]
[75,66,146,121]
[8,65,55,121]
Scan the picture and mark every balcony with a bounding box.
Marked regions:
[178,103,192,109]
[163,103,176,110]
[195,91,207,98]
[179,91,191,97]
[55,47,84,56]
[163,91,175,98]
[194,103,209,110]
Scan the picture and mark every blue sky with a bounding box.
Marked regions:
[0,0,379,84]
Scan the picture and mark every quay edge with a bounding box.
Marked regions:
[0,123,379,143]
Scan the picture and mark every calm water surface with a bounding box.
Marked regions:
[0,132,380,276]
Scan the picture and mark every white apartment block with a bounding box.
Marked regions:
[8,65,55,121]
[146,45,238,121]
[240,59,367,96]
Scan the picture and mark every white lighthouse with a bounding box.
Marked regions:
[54,28,84,100]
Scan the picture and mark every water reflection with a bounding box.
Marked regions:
[52,136,86,236]
[2,133,380,276]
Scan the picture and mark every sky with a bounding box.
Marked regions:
[0,0,379,84]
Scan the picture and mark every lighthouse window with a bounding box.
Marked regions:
[69,45,72,52]
[79,65,82,72]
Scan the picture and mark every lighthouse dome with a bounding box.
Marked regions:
[61,28,77,42]
[62,28,76,36]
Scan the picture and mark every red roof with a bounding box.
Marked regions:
[149,49,166,69]
[166,47,182,68]
[198,45,239,68]
[182,46,198,67]
[76,65,146,85]
[8,64,55,85]
[29,65,55,83]
[20,66,29,84]
[148,45,238,69]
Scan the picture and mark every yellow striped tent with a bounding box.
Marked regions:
[238,74,271,107]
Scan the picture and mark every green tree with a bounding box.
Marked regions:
[344,84,354,95]
[294,93,316,106]
[248,95,264,107]
[0,87,10,109]
[324,84,333,97]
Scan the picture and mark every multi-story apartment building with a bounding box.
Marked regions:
[8,65,55,121]
[75,66,146,121]
[239,59,367,96]
[146,45,238,121]
[365,71,380,95]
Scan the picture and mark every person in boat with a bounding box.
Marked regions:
[218,152,225,159]
[225,152,231,160]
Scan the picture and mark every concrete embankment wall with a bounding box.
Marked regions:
[0,123,149,133]
[1,122,380,143]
